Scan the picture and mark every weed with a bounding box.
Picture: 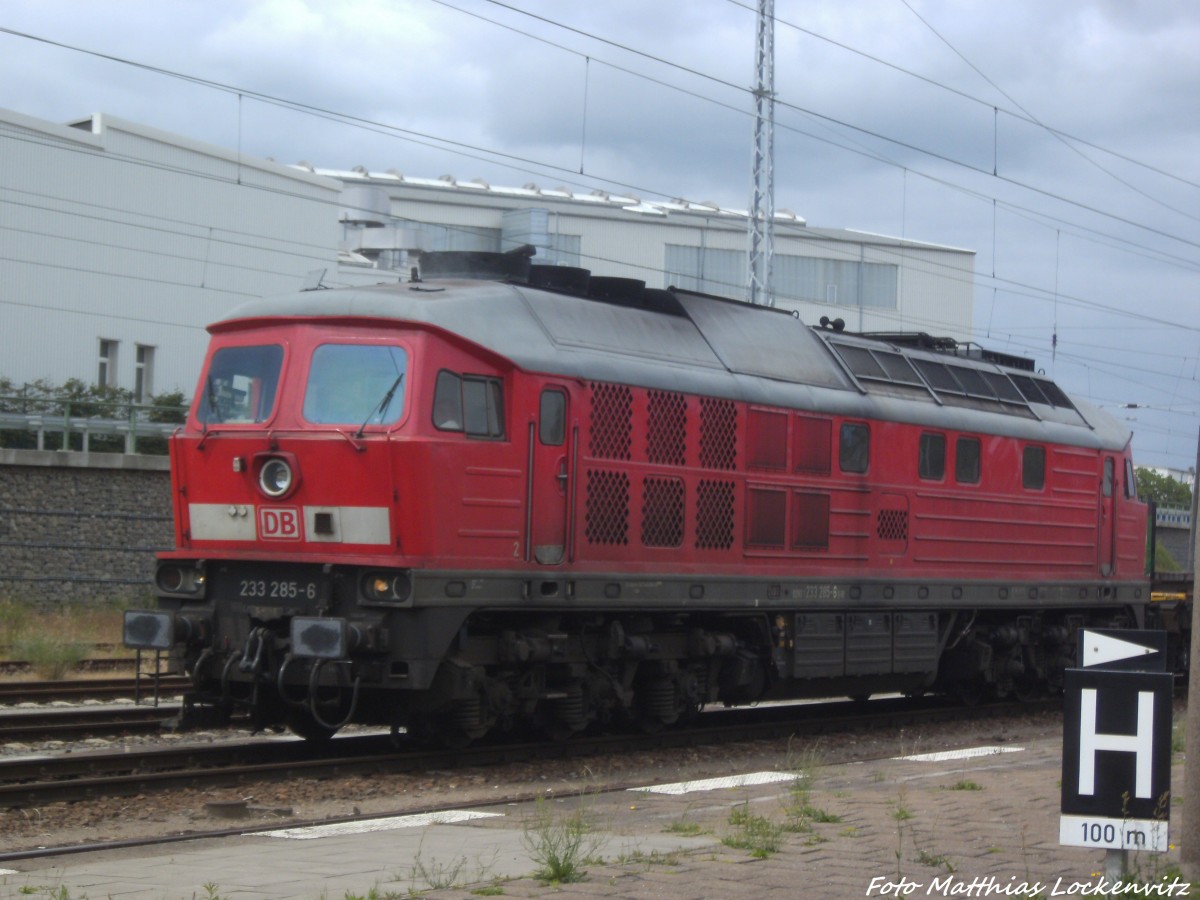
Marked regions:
[617,849,681,868]
[722,803,784,858]
[522,795,607,884]
[341,888,403,900]
[781,742,842,830]
[839,825,860,838]
[915,848,956,872]
[664,803,704,836]
[890,802,914,822]
[11,634,88,680]
[471,886,506,897]
[948,780,982,791]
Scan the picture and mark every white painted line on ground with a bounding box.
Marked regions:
[0,869,18,876]
[629,771,796,796]
[894,746,1025,763]
[262,809,502,840]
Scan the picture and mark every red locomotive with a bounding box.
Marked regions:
[125,250,1153,742]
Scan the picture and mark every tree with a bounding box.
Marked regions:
[1135,467,1193,508]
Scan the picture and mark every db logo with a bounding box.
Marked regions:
[258,506,302,541]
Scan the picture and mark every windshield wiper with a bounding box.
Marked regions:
[355,373,404,440]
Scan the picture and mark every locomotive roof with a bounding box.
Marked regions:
[218,277,1132,454]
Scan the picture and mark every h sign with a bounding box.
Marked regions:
[1060,666,1173,851]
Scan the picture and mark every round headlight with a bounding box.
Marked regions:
[259,458,294,497]
[157,565,184,592]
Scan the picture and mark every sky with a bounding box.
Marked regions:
[1,0,1197,475]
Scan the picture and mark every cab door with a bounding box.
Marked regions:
[1099,455,1117,576]
[531,387,570,564]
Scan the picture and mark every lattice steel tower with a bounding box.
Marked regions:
[747,0,776,306]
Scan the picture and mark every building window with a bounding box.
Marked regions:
[98,339,118,388]
[1023,446,1046,490]
[918,433,946,481]
[134,345,155,402]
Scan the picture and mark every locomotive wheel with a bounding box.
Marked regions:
[1012,678,1044,703]
[284,708,339,741]
[952,678,985,706]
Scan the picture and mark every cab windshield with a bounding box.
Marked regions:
[303,344,408,426]
[197,344,283,425]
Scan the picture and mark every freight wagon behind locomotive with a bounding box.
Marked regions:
[125,250,1153,743]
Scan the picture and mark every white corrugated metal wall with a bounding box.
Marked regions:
[0,108,341,401]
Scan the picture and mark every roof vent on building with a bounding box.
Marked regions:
[469,178,490,189]
[295,161,315,172]
[352,165,369,175]
[439,174,457,185]
[339,185,391,227]
[523,183,541,193]
[386,168,404,180]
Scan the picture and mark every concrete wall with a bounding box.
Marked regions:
[0,450,172,609]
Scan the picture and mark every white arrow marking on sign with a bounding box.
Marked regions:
[1081,631,1157,668]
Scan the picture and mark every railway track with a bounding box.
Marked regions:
[0,675,188,705]
[0,694,1060,809]
[0,656,138,677]
[0,704,182,743]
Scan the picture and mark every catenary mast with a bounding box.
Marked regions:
[747,0,776,306]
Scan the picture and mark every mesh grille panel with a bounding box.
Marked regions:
[876,508,908,542]
[647,390,687,466]
[585,469,630,545]
[695,479,735,550]
[700,397,738,470]
[642,477,685,547]
[589,383,632,460]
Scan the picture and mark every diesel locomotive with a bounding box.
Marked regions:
[125,249,1157,742]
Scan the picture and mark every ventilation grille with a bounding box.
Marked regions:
[647,390,687,466]
[585,469,630,545]
[700,397,737,470]
[695,479,735,550]
[589,383,632,460]
[876,508,909,542]
[642,477,685,547]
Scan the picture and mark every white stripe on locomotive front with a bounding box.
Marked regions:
[187,503,390,544]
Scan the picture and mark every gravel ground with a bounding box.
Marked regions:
[0,703,1066,856]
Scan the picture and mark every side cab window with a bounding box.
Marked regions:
[839,422,870,474]
[433,370,505,438]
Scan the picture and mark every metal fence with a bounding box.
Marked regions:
[0,396,187,454]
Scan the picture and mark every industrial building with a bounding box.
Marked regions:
[0,105,976,402]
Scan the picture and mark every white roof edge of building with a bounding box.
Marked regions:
[313,166,975,253]
[0,104,103,148]
[840,227,976,255]
[54,110,343,191]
